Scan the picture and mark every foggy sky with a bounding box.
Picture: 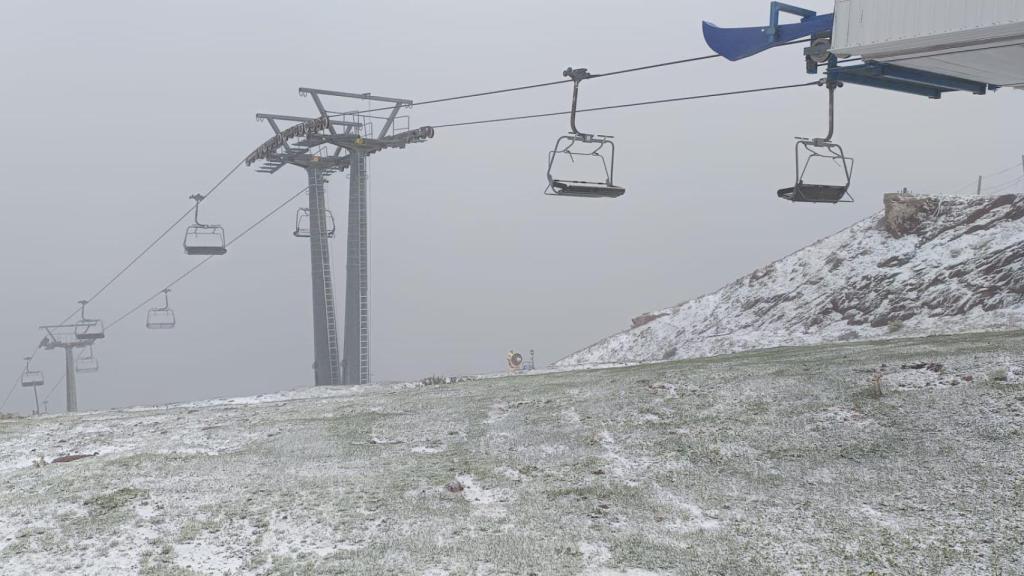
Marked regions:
[2,0,1022,414]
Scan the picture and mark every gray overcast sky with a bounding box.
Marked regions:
[2,0,1022,414]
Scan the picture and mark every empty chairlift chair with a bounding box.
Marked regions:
[146,289,176,329]
[777,81,854,204]
[74,300,105,341]
[20,357,44,388]
[184,194,228,255]
[76,345,99,374]
[293,207,336,238]
[20,357,44,415]
[545,67,625,199]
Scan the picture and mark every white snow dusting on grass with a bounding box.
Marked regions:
[1,330,1023,574]
[559,195,1024,368]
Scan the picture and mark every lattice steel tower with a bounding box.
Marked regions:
[247,89,433,385]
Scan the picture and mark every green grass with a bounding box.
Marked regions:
[1,330,1023,574]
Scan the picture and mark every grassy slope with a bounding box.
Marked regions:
[1,331,1023,575]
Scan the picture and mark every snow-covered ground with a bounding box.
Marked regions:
[559,194,1024,367]
[2,330,1023,575]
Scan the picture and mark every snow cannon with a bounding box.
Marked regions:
[507,350,524,372]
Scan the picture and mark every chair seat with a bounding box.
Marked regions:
[146,322,175,329]
[551,180,625,199]
[185,246,228,256]
[777,183,848,203]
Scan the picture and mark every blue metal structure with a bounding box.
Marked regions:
[703,3,833,62]
[702,1,1000,204]
[826,61,990,99]
[702,1,998,98]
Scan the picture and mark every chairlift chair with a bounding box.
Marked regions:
[293,207,336,238]
[184,194,228,255]
[76,345,99,374]
[146,289,176,329]
[20,357,44,388]
[21,357,44,415]
[777,81,854,204]
[74,300,105,341]
[545,67,625,199]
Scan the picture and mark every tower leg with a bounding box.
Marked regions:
[343,150,370,385]
[65,346,78,412]
[307,167,342,386]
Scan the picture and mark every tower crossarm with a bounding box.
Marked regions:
[263,152,352,172]
[247,114,359,167]
[306,126,436,153]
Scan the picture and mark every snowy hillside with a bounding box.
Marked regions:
[1,331,1023,574]
[559,193,1024,367]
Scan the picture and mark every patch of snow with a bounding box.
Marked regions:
[455,475,509,519]
[559,194,1024,367]
[589,565,667,569]
[411,445,446,454]
[173,541,245,574]
[579,541,612,567]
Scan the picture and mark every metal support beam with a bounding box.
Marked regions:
[827,62,991,99]
[307,166,342,386]
[872,63,989,95]
[298,87,412,105]
[256,113,361,128]
[343,150,370,385]
[65,346,77,413]
[768,2,818,40]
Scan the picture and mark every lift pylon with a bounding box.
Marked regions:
[39,319,93,413]
[247,89,433,386]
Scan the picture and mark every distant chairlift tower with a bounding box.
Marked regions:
[246,88,433,386]
[38,300,104,412]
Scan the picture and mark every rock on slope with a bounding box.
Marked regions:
[559,193,1024,367]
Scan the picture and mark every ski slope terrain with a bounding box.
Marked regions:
[559,194,1024,367]
[2,330,1023,575]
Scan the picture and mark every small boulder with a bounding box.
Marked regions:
[51,452,98,464]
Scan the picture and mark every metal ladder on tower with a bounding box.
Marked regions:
[354,154,370,385]
[321,252,342,386]
[311,169,342,386]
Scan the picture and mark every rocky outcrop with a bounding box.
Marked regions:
[884,192,938,238]
[631,312,668,328]
[559,194,1024,367]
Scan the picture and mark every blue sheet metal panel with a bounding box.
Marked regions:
[702,13,834,61]
[826,62,991,98]
[874,63,990,94]
[829,66,946,98]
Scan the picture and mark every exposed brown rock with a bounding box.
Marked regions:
[883,193,938,238]
[51,452,99,464]
[631,312,668,329]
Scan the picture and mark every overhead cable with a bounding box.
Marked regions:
[107,186,310,331]
[431,81,820,129]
